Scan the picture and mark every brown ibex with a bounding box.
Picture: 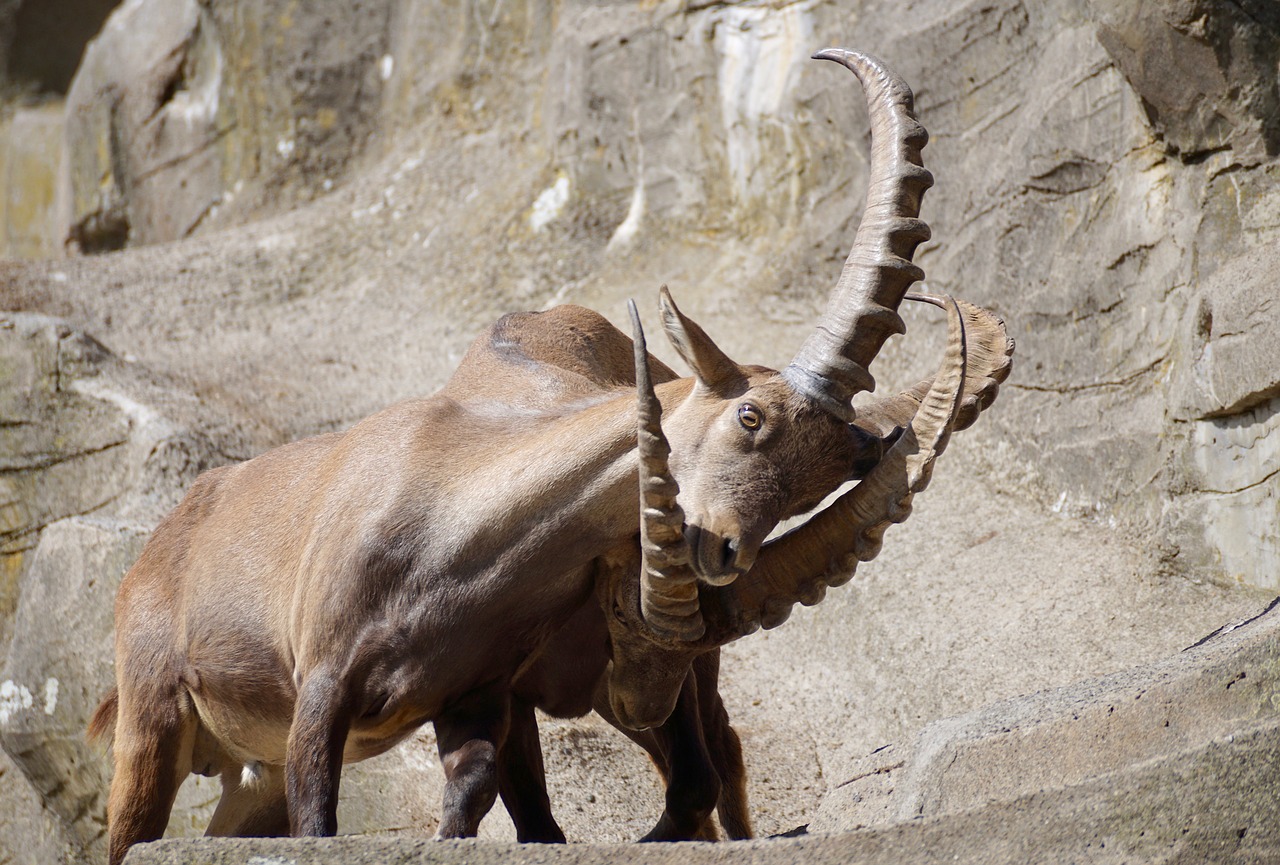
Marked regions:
[88,49,1011,862]
[497,287,1011,843]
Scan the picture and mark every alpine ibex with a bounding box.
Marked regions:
[498,287,1011,843]
[88,49,1011,862]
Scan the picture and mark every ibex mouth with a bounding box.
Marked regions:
[686,524,745,586]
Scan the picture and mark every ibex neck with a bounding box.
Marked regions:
[526,377,695,544]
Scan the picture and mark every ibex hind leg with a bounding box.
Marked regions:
[434,684,510,838]
[106,678,197,865]
[594,673,720,842]
[206,763,289,837]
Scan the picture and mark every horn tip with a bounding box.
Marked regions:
[812,47,855,64]
[627,299,645,350]
[905,292,946,309]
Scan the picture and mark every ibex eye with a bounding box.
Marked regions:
[738,403,763,431]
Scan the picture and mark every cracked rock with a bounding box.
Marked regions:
[65,0,394,251]
[0,314,130,644]
[1093,0,1280,163]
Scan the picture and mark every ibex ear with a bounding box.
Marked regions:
[658,285,746,394]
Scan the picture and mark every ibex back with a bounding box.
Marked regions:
[90,49,1011,862]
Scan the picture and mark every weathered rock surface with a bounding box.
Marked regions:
[0,746,74,865]
[1093,0,1280,163]
[0,0,126,258]
[1,314,130,642]
[0,105,68,259]
[811,598,1280,833]
[65,0,393,251]
[0,311,245,631]
[1,518,147,854]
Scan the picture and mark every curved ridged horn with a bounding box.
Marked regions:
[782,49,934,422]
[854,295,1015,438]
[710,295,973,641]
[628,299,706,642]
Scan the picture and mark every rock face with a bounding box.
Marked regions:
[65,0,393,251]
[0,0,1278,861]
[1,315,131,641]
[0,0,124,258]
[2,518,147,854]
[1094,0,1280,164]
[811,599,1280,836]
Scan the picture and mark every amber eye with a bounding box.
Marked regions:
[737,403,763,431]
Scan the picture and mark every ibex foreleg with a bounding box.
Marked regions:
[697,656,751,840]
[497,696,568,842]
[591,669,721,842]
[642,671,721,842]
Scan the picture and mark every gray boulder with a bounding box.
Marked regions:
[1094,0,1280,164]
[812,599,1280,836]
[1,314,132,646]
[1,517,148,855]
[65,0,394,251]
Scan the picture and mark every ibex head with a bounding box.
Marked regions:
[653,286,885,586]
[628,48,933,638]
[605,49,1014,731]
[612,290,1012,731]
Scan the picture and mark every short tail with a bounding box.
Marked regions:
[87,687,119,745]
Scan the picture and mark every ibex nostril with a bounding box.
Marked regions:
[721,537,738,570]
